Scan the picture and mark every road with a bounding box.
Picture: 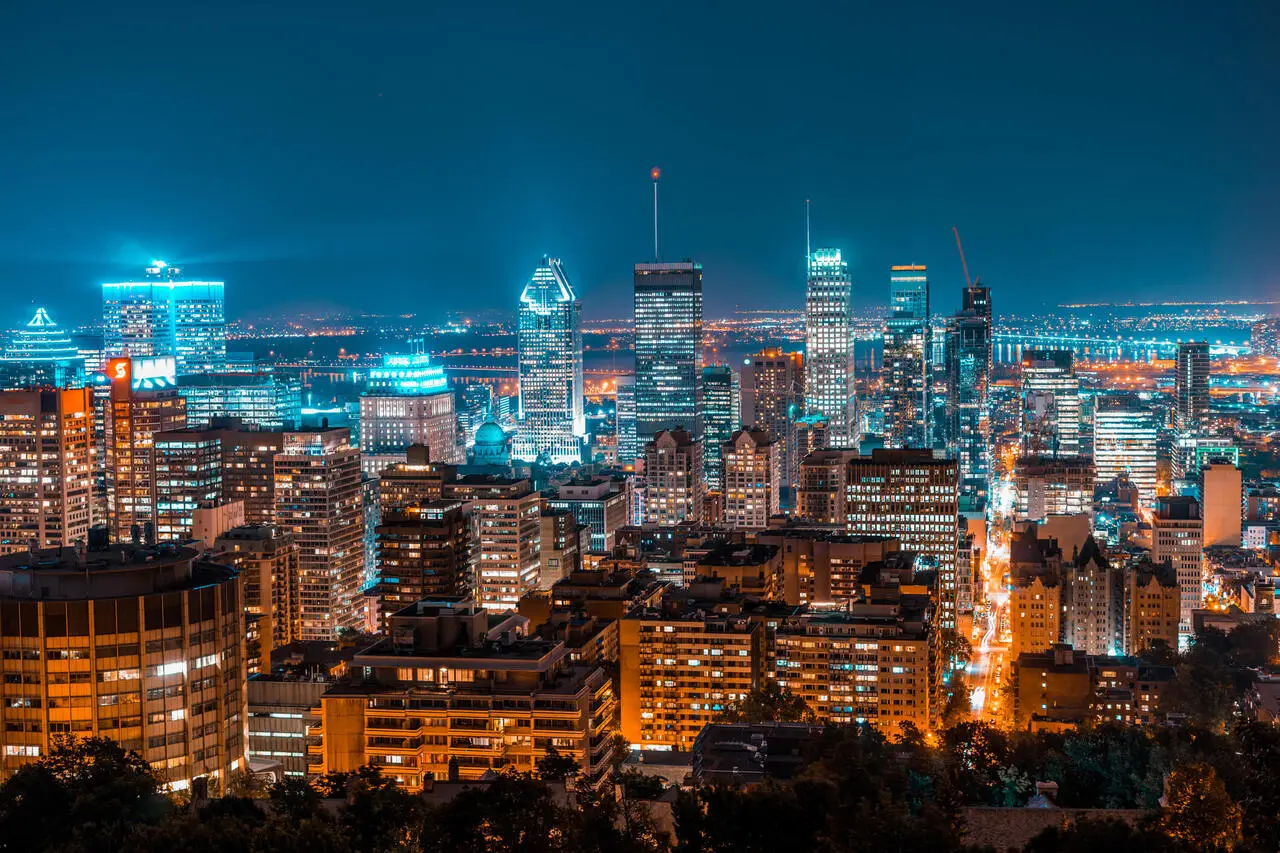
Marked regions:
[969,532,1011,725]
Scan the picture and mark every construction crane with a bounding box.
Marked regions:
[953,226,974,288]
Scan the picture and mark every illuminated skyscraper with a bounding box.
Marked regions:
[0,387,93,553]
[722,428,781,530]
[701,364,740,490]
[741,348,804,490]
[1093,397,1158,508]
[153,428,224,541]
[361,352,461,478]
[883,265,929,448]
[804,249,855,448]
[514,257,584,465]
[179,372,301,431]
[642,429,704,526]
[1020,349,1080,457]
[102,262,226,372]
[0,307,85,389]
[945,309,991,493]
[104,356,187,543]
[614,375,638,467]
[634,262,703,446]
[1174,341,1210,434]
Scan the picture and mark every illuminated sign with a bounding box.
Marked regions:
[107,358,131,386]
[130,356,176,390]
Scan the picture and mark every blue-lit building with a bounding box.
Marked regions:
[634,262,703,447]
[615,374,638,468]
[0,307,85,389]
[102,262,226,373]
[883,265,930,448]
[701,364,740,491]
[946,285,992,494]
[360,351,462,478]
[513,257,584,465]
[178,372,301,430]
[804,249,856,448]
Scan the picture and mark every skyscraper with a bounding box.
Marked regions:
[614,375,638,468]
[741,347,804,490]
[1020,349,1080,457]
[361,352,461,478]
[513,257,584,465]
[642,429,704,526]
[1151,495,1204,642]
[946,309,991,493]
[1174,341,1210,434]
[0,387,93,553]
[153,428,224,541]
[804,248,855,448]
[634,262,703,446]
[1093,396,1158,508]
[102,262,226,373]
[0,307,85,389]
[722,428,781,530]
[883,265,929,448]
[701,364,740,490]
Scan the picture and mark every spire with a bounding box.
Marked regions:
[27,307,57,328]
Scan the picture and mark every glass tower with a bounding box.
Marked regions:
[102,262,226,373]
[946,311,991,493]
[633,262,703,446]
[514,257,584,465]
[701,364,741,490]
[615,375,638,467]
[883,265,929,448]
[1020,349,1080,457]
[1093,396,1158,508]
[1174,341,1210,434]
[804,249,855,448]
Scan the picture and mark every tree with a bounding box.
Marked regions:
[1154,763,1242,852]
[536,747,581,781]
[939,629,973,671]
[716,679,815,724]
[1025,817,1169,853]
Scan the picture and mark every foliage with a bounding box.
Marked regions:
[716,679,816,724]
[1154,763,1243,853]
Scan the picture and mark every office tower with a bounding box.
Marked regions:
[0,307,85,389]
[701,365,740,490]
[804,249,855,447]
[0,543,246,788]
[1174,342,1210,434]
[539,509,585,589]
[1202,462,1243,547]
[213,524,301,672]
[883,265,929,448]
[946,314,991,492]
[620,587,763,750]
[1013,455,1095,520]
[1252,317,1280,356]
[756,529,900,605]
[1173,434,1238,481]
[546,477,630,552]
[614,375,638,467]
[374,500,470,625]
[153,428,223,541]
[633,262,703,446]
[741,347,804,489]
[1093,397,1158,508]
[1151,496,1204,641]
[721,428,781,530]
[309,600,616,789]
[1020,350,1080,457]
[642,429,704,526]
[104,356,187,543]
[1125,559,1181,655]
[102,262,226,372]
[361,352,461,477]
[179,373,301,430]
[513,257,585,465]
[273,428,364,640]
[845,449,960,628]
[0,387,92,553]
[442,475,541,610]
[796,448,858,525]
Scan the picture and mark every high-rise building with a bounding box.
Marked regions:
[1093,397,1158,508]
[721,428,781,531]
[104,356,187,543]
[883,265,929,448]
[361,352,461,477]
[213,524,301,672]
[796,449,858,526]
[945,311,991,492]
[0,387,93,553]
[1013,455,1095,520]
[179,373,301,431]
[102,263,226,373]
[845,449,960,628]
[1174,342,1210,434]
[633,262,703,445]
[1251,317,1280,356]
[1151,496,1204,641]
[220,430,287,526]
[273,428,364,640]
[153,428,224,541]
[642,429,704,526]
[0,307,85,389]
[700,365,740,490]
[374,499,470,625]
[1202,462,1243,548]
[756,529,900,606]
[741,348,804,491]
[963,284,992,319]
[614,375,638,467]
[1020,350,1080,457]
[539,509,585,589]
[514,257,584,465]
[1062,538,1123,657]
[442,475,541,610]
[546,477,630,553]
[0,544,246,789]
[804,249,855,448]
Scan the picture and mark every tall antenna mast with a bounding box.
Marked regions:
[805,199,811,265]
[651,167,661,262]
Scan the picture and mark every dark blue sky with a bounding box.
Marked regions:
[2,1,1278,325]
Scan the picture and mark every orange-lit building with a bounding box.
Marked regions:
[755,528,901,606]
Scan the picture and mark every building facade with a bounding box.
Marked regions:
[642,429,704,527]
[633,262,703,446]
[1151,496,1204,642]
[1174,341,1210,435]
[883,265,929,448]
[1020,350,1080,457]
[721,428,781,531]
[804,249,855,447]
[700,365,740,491]
[102,263,226,373]
[1093,397,1158,508]
[514,257,585,465]
[741,348,804,489]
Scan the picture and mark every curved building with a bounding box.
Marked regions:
[0,543,247,791]
[0,307,85,389]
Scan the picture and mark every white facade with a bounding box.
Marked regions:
[514,257,584,465]
[804,249,855,447]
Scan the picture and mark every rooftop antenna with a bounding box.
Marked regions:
[651,167,661,262]
[805,199,811,266]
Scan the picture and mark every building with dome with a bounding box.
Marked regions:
[0,307,85,389]
[469,419,512,469]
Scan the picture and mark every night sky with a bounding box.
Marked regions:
[2,1,1278,325]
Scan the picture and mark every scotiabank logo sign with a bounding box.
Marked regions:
[106,356,175,390]
[107,358,131,386]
